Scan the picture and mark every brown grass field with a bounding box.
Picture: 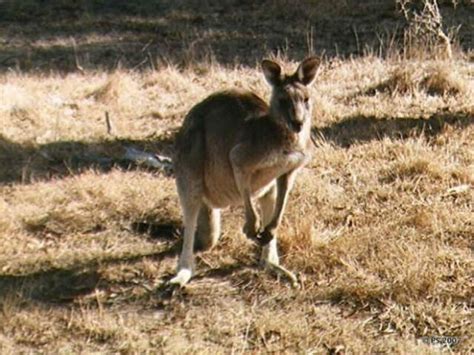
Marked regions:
[0,1,473,353]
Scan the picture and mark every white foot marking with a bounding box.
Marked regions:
[260,239,279,266]
[169,269,192,287]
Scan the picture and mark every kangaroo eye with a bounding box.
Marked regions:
[303,97,309,103]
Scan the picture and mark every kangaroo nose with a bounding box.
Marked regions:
[289,120,303,132]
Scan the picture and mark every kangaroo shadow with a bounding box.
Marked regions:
[312,110,473,148]
[0,225,182,304]
[0,133,176,186]
[0,220,250,306]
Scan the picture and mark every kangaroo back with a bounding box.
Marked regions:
[174,90,268,207]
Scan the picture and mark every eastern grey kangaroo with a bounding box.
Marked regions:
[171,57,319,287]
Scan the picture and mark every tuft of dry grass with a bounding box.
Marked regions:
[0,53,473,353]
[421,62,469,96]
[369,60,470,96]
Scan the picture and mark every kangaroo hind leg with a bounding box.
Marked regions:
[258,185,279,265]
[194,203,221,251]
[169,176,202,287]
[258,183,299,288]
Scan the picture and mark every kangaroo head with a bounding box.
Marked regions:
[262,57,320,132]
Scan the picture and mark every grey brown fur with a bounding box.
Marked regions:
[170,57,320,287]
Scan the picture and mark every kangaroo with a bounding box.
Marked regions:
[170,57,319,287]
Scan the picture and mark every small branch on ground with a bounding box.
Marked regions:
[123,146,173,173]
[70,37,85,73]
[105,111,114,136]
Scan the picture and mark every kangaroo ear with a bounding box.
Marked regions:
[295,57,320,86]
[261,59,282,86]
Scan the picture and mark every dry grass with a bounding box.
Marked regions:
[365,60,469,96]
[0,50,473,353]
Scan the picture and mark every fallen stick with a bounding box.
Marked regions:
[123,146,173,173]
